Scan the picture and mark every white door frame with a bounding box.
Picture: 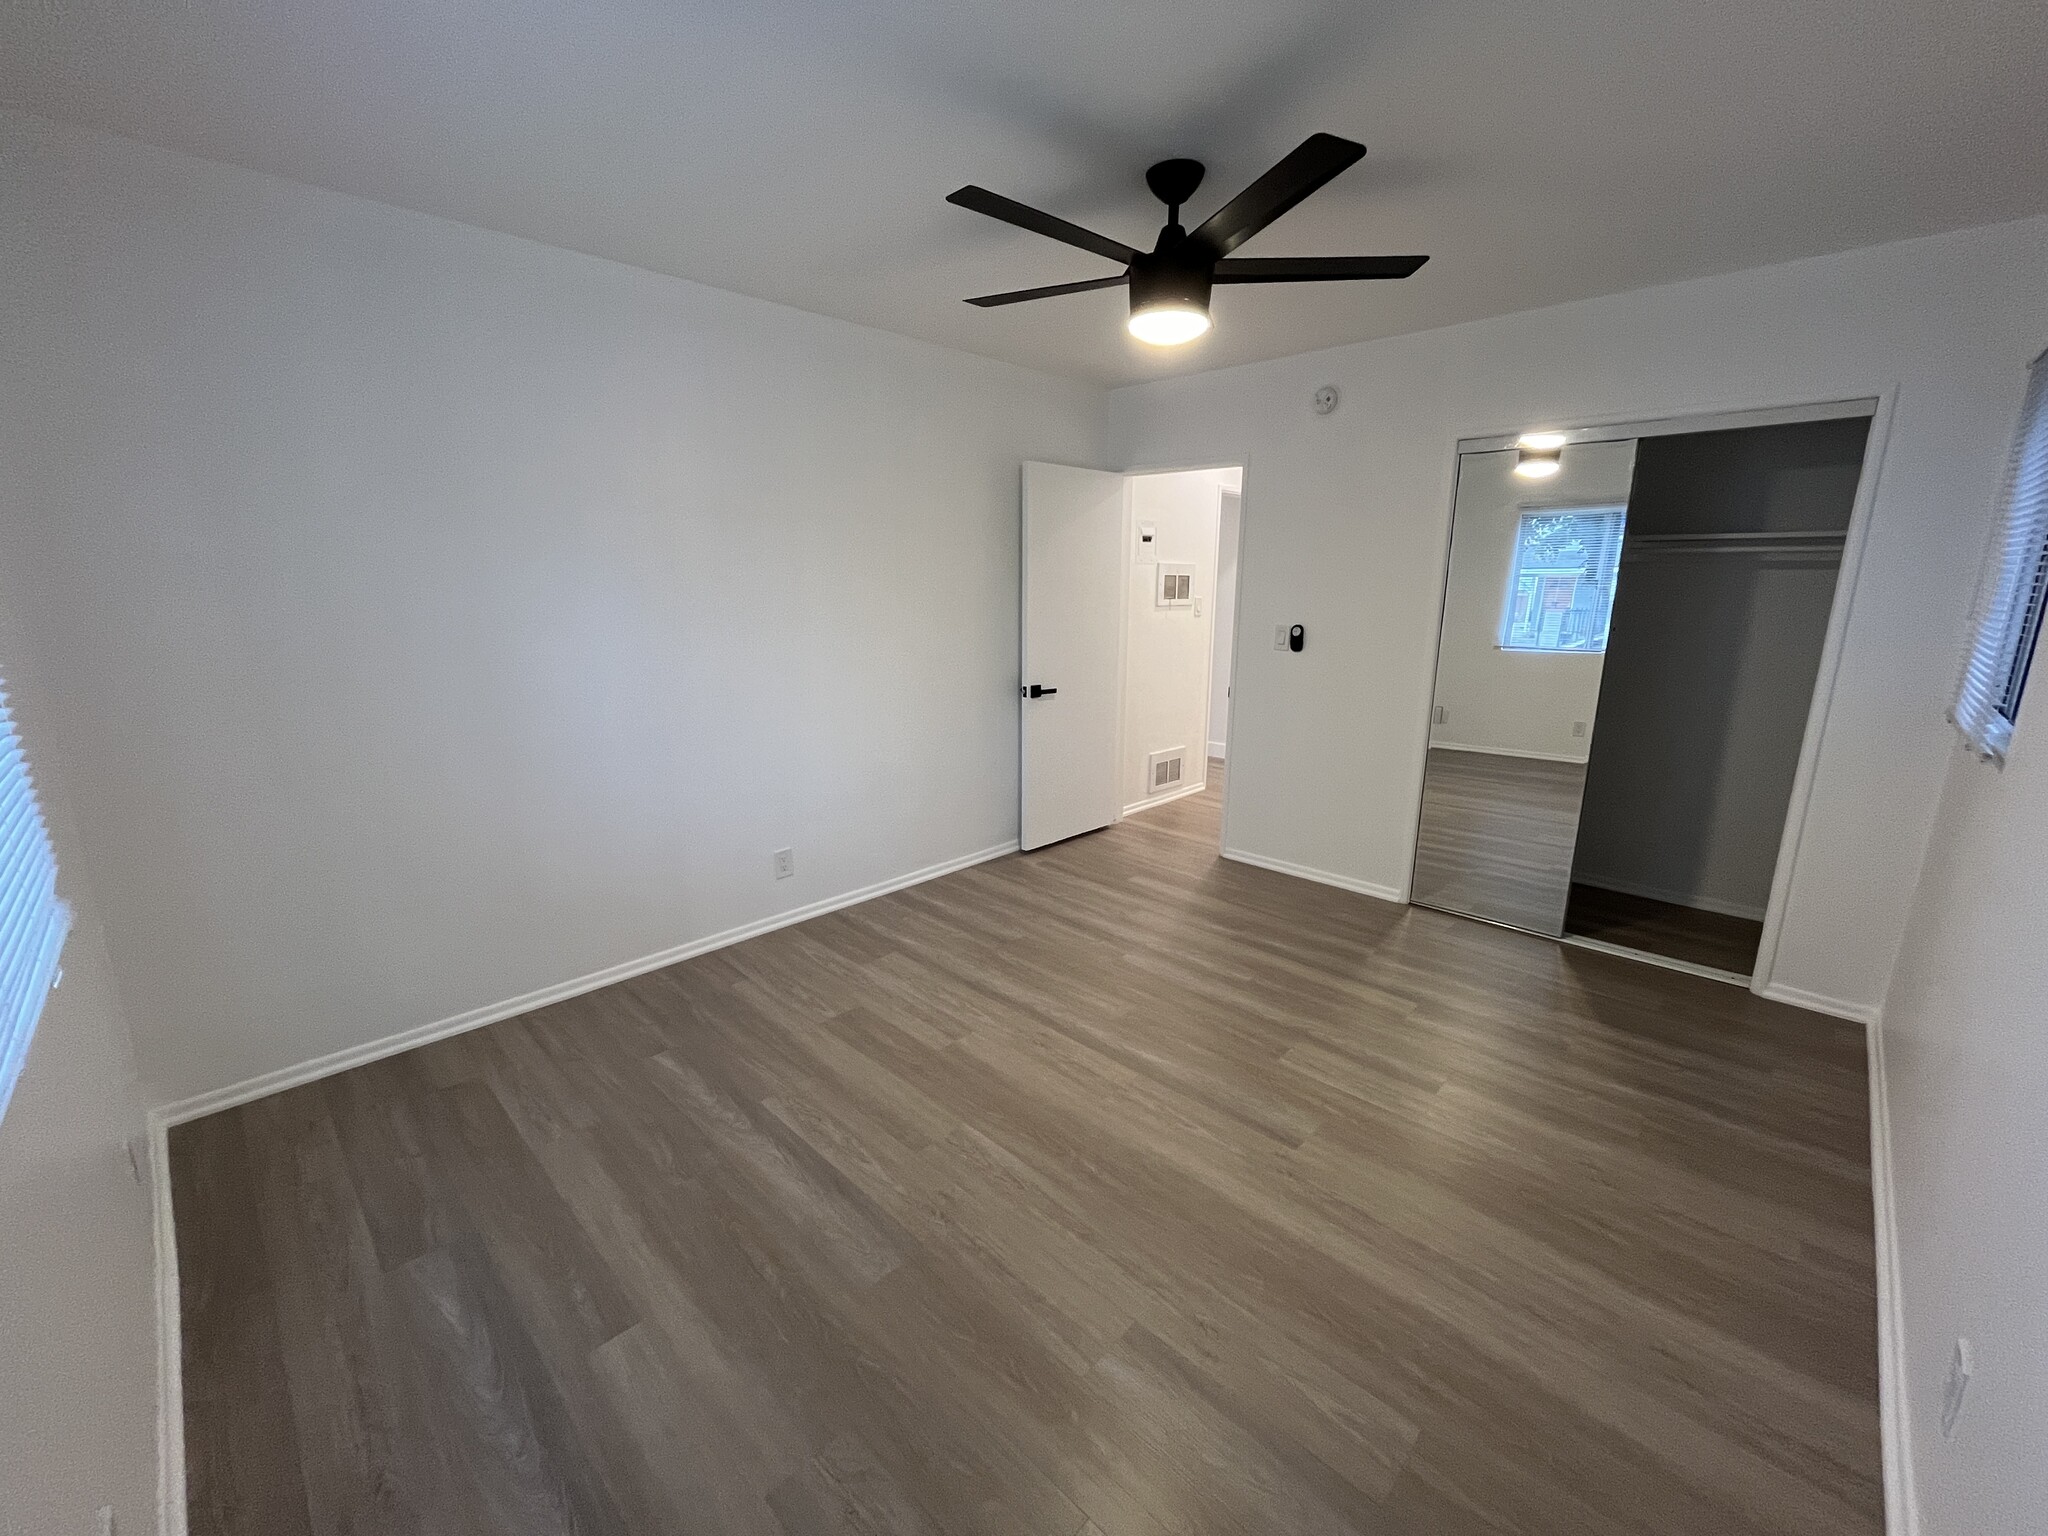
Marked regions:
[1112,457,1252,851]
[1421,390,1894,1006]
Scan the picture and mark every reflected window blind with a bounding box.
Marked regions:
[1954,349,2048,762]
[0,684,70,1123]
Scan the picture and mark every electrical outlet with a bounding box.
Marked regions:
[1274,624,1288,651]
[1432,704,1448,725]
[772,848,795,881]
[1941,1337,1973,1439]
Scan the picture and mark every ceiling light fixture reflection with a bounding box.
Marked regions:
[1514,431,1566,479]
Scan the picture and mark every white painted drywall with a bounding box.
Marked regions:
[1109,213,2048,1018]
[1881,718,2048,1534]
[0,609,157,1536]
[1427,441,1636,763]
[1573,424,1866,918]
[1122,469,1231,810]
[1209,490,1241,758]
[0,113,1105,1105]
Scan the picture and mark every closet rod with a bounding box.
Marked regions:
[1626,530,1847,544]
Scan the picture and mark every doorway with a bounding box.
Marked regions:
[1410,401,1876,986]
[1019,461,1244,852]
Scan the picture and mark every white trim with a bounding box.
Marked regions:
[1207,739,1226,759]
[150,1115,188,1536]
[1456,395,1881,454]
[1866,1015,1920,1536]
[1567,874,1767,922]
[1751,389,1896,1000]
[1122,778,1208,817]
[1221,847,1403,904]
[1558,933,1750,986]
[151,838,1017,1128]
[1754,979,1882,1026]
[1428,741,1591,765]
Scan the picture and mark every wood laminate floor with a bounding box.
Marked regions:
[1565,882,1767,977]
[1411,747,1588,936]
[172,768,1882,1536]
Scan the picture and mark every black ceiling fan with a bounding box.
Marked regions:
[946,133,1426,345]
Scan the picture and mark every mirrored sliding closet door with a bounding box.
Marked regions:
[1411,438,1637,935]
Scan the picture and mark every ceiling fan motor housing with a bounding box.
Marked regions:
[1127,249,1213,320]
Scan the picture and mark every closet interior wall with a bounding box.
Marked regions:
[1566,417,1872,973]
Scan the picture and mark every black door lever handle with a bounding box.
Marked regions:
[1025,684,1058,699]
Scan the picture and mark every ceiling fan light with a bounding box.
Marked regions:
[1128,304,1212,346]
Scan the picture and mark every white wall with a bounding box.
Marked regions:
[1428,442,1636,762]
[1121,469,1231,810]
[0,608,158,1536]
[1109,213,2048,1013]
[1881,720,2048,1535]
[1209,490,1241,758]
[0,112,1105,1107]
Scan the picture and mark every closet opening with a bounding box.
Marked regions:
[1563,416,1870,979]
[1410,400,1877,990]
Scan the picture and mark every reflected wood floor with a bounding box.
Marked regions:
[1411,747,1589,936]
[172,770,1882,1536]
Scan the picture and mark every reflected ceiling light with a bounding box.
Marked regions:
[1514,431,1565,479]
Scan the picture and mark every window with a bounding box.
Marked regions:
[1954,350,2048,762]
[1500,505,1627,653]
[0,683,70,1124]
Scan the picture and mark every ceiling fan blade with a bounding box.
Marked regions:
[946,186,1141,266]
[964,274,1130,308]
[1189,134,1367,258]
[1213,254,1429,283]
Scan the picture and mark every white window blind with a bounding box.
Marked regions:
[1500,505,1628,653]
[1954,349,2048,762]
[0,684,70,1124]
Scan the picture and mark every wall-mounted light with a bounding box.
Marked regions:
[1513,430,1566,479]
[1127,257,1212,347]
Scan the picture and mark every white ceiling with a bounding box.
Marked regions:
[5,0,2045,385]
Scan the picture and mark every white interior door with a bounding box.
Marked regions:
[1021,461,1125,851]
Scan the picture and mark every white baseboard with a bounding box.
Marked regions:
[1570,874,1767,922]
[151,839,1018,1129]
[1867,1016,1919,1536]
[1755,979,1882,1026]
[1122,779,1208,818]
[1207,740,1226,760]
[1221,847,1403,904]
[144,835,1020,1532]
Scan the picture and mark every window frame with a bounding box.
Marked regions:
[1953,348,2048,763]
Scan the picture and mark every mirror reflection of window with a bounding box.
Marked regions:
[1501,505,1627,653]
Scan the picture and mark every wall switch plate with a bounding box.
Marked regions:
[773,848,795,880]
[1274,625,1288,651]
[1941,1337,1972,1439]
[1572,720,1587,738]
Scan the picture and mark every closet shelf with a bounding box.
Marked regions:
[1623,529,1847,558]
